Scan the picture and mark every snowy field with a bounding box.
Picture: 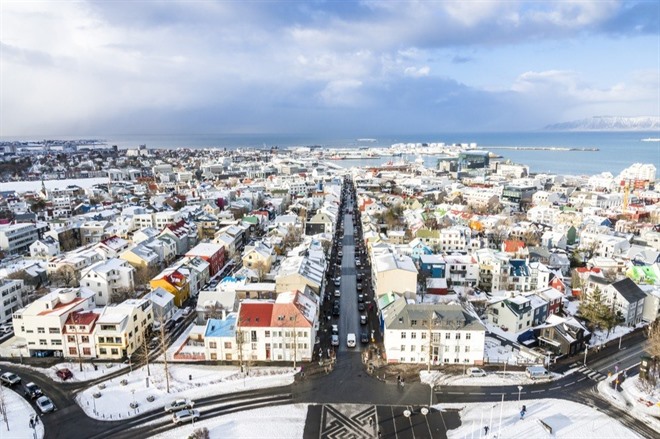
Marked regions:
[420,370,559,387]
[443,398,642,439]
[598,374,660,433]
[0,361,127,383]
[150,403,308,439]
[76,363,297,420]
[0,386,45,439]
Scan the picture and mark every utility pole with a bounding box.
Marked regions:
[583,344,588,366]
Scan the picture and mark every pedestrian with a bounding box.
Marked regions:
[401,378,405,388]
[484,426,489,435]
[397,374,401,383]
[520,410,525,420]
[35,415,39,425]
[369,417,373,427]
[522,405,526,413]
[29,418,34,429]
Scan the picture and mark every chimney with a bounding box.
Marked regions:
[221,308,226,320]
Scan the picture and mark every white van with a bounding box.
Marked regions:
[526,366,549,380]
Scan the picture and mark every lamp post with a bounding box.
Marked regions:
[583,344,588,367]
[429,383,435,408]
[517,386,523,404]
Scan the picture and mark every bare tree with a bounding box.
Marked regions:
[134,265,160,287]
[110,287,135,304]
[134,332,151,377]
[203,303,225,320]
[51,265,79,287]
[155,314,170,393]
[252,260,268,282]
[646,319,660,359]
[0,384,8,431]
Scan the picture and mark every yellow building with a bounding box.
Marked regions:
[149,268,189,308]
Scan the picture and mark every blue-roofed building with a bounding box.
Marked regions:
[204,314,238,361]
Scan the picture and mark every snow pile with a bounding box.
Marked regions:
[420,370,559,387]
[588,324,641,348]
[76,364,297,420]
[443,398,642,439]
[150,403,308,438]
[0,360,127,383]
[0,387,44,439]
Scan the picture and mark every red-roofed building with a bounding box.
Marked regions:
[502,240,526,255]
[236,290,318,363]
[63,310,99,359]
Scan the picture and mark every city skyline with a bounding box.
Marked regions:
[1,0,659,137]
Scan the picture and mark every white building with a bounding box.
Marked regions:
[372,252,418,297]
[0,223,39,255]
[94,298,153,359]
[30,237,61,260]
[12,287,96,357]
[80,259,135,306]
[0,279,25,323]
[381,297,486,366]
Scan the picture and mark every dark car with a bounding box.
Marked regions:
[332,305,340,316]
[164,320,176,332]
[358,294,364,303]
[360,333,369,344]
[358,303,365,312]
[55,368,73,381]
[24,382,43,399]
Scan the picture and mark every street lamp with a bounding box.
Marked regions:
[583,344,588,367]
[517,386,523,404]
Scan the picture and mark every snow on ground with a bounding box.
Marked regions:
[589,324,642,349]
[0,361,127,383]
[76,363,297,420]
[1,386,45,439]
[442,398,642,439]
[421,370,558,387]
[597,374,660,433]
[149,403,308,439]
[0,177,109,193]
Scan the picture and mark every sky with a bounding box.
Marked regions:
[1,0,659,137]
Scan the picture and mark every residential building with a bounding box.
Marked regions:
[150,267,189,307]
[144,287,176,322]
[29,236,61,260]
[94,298,153,359]
[536,314,591,356]
[12,287,96,357]
[372,253,417,297]
[604,278,646,326]
[204,314,238,361]
[80,259,135,306]
[185,243,226,277]
[63,310,99,359]
[486,295,533,332]
[381,298,486,366]
[0,223,39,255]
[0,279,25,323]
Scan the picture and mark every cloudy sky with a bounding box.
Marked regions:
[1,0,658,137]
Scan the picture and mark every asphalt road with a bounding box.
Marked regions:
[337,210,361,353]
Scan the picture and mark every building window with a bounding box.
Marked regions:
[411,345,416,352]
[401,332,406,339]
[83,348,91,356]
[67,335,76,343]
[411,332,417,339]
[251,342,257,350]
[455,333,461,340]
[99,348,107,355]
[400,345,405,352]
[111,348,119,355]
[466,333,471,340]
[82,336,89,343]
[225,353,233,361]
[39,339,47,346]
[421,332,427,339]
[37,328,45,334]
[209,342,217,349]
[69,347,77,355]
[445,332,450,339]
[465,346,470,352]
[265,331,270,338]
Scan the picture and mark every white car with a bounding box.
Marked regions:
[331,335,339,346]
[36,395,55,413]
[172,409,201,425]
[164,399,194,413]
[0,372,21,386]
[346,333,356,348]
[467,367,487,377]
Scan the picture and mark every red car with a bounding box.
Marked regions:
[56,368,73,381]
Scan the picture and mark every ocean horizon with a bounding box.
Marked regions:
[2,131,659,176]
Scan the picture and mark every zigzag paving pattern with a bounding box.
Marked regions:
[321,404,376,439]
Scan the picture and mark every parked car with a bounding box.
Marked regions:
[346,333,356,348]
[358,303,365,312]
[331,335,339,346]
[360,315,367,325]
[360,332,369,344]
[0,372,21,386]
[357,294,364,303]
[467,367,487,377]
[172,409,201,425]
[36,395,55,414]
[164,399,195,413]
[23,382,43,399]
[334,278,341,287]
[331,325,339,335]
[334,289,341,298]
[164,320,176,332]
[332,305,340,316]
[338,250,343,257]
[357,283,362,290]
[55,368,73,381]
[182,306,192,316]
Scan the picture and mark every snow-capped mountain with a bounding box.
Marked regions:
[543,116,660,131]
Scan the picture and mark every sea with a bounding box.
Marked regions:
[3,130,660,178]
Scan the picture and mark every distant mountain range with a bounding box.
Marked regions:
[543,116,660,131]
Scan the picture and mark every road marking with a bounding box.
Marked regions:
[577,377,586,382]
[549,386,561,391]
[470,392,486,395]
[563,383,574,387]
[391,406,399,439]
[531,390,544,394]
[448,392,464,395]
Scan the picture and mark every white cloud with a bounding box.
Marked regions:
[317,79,364,107]
[404,66,431,78]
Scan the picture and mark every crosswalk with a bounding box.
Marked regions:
[573,364,607,381]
